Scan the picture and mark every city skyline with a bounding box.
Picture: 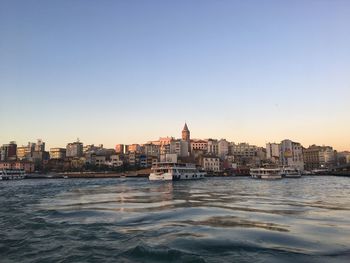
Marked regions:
[1,1,349,151]
[1,121,348,152]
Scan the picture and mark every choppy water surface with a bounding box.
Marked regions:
[1,176,350,263]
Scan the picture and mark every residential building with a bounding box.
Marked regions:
[230,142,263,166]
[66,141,83,157]
[304,145,336,169]
[17,142,36,160]
[218,139,229,160]
[49,148,66,160]
[191,139,208,152]
[139,155,148,168]
[149,137,174,155]
[126,144,141,153]
[231,143,257,158]
[34,139,45,152]
[266,143,280,163]
[115,144,124,154]
[207,139,218,155]
[127,152,140,166]
[32,151,49,163]
[143,143,160,157]
[170,139,189,157]
[108,155,124,167]
[160,153,178,163]
[280,139,304,170]
[201,156,221,172]
[319,147,336,168]
[0,161,35,173]
[0,141,17,161]
[92,155,106,166]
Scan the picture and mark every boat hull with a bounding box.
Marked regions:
[149,172,205,181]
[261,175,282,180]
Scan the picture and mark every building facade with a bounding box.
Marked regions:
[0,141,17,161]
[191,139,208,152]
[218,139,229,160]
[266,143,280,163]
[181,123,191,154]
[49,148,67,160]
[66,141,83,157]
[201,156,221,172]
[279,139,304,170]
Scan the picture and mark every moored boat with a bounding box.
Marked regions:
[279,167,302,178]
[250,168,282,179]
[0,169,26,180]
[149,162,206,181]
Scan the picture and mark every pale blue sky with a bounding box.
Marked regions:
[0,0,349,150]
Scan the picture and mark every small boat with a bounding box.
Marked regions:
[279,167,302,178]
[149,162,206,181]
[250,168,282,180]
[0,169,26,180]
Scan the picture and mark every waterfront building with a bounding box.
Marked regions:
[143,143,160,157]
[191,139,208,152]
[126,144,141,153]
[304,145,336,170]
[201,156,221,172]
[49,148,66,160]
[115,144,124,154]
[266,143,280,163]
[170,139,190,157]
[66,141,83,157]
[16,146,29,160]
[69,157,86,170]
[279,139,304,170]
[319,148,336,168]
[230,143,257,158]
[139,155,148,168]
[0,141,17,161]
[218,139,229,160]
[16,146,27,160]
[337,151,350,165]
[230,142,264,166]
[34,139,45,152]
[108,155,124,167]
[32,151,49,163]
[222,155,236,170]
[17,141,40,160]
[127,152,140,166]
[160,153,178,163]
[149,137,174,155]
[207,139,218,155]
[91,155,106,166]
[84,144,96,153]
[0,161,35,173]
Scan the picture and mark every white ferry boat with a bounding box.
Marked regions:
[149,162,206,181]
[279,167,302,178]
[250,168,282,180]
[0,169,26,180]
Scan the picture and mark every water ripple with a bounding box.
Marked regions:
[1,177,350,262]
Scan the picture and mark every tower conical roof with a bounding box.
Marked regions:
[183,123,189,131]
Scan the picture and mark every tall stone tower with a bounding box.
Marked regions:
[182,123,190,141]
[182,123,191,155]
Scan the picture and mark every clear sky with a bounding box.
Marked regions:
[0,0,349,151]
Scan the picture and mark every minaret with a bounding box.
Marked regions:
[182,123,191,155]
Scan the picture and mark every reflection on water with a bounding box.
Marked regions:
[1,177,350,263]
